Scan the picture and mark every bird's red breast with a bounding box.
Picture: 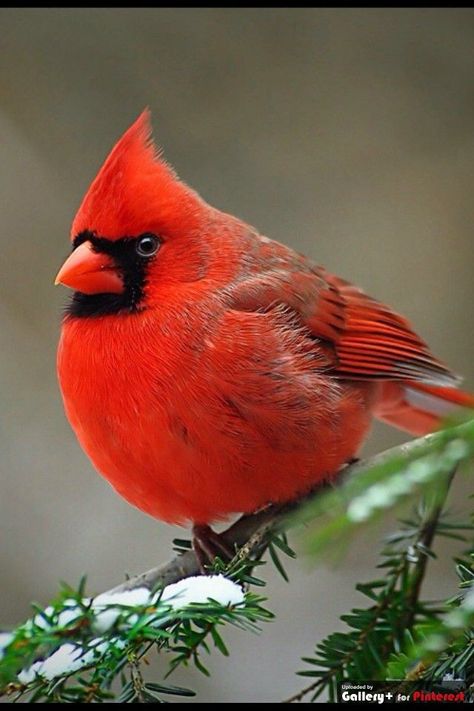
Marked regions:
[56,112,473,526]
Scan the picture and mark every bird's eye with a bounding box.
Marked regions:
[136,233,161,258]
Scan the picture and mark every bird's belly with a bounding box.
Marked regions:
[58,317,376,525]
[61,390,195,524]
[61,373,374,526]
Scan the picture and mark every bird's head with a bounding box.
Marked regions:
[55,111,213,317]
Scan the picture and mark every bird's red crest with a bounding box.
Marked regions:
[71,110,203,240]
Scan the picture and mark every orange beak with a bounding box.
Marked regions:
[54,241,124,294]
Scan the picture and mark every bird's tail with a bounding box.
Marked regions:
[374,381,474,436]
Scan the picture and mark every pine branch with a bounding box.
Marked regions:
[111,423,472,597]
[386,517,474,688]
[281,416,474,706]
[282,468,460,704]
[400,468,458,631]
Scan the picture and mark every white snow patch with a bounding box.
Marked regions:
[90,577,244,631]
[92,587,151,609]
[462,585,474,612]
[0,632,13,659]
[32,605,55,630]
[18,664,40,685]
[39,643,92,680]
[18,637,125,684]
[32,599,82,630]
[159,574,244,610]
[17,576,244,685]
[91,587,151,633]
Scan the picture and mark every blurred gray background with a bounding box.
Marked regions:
[1,8,473,703]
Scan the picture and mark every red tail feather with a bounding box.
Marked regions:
[375,381,474,436]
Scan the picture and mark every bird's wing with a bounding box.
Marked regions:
[225,237,458,386]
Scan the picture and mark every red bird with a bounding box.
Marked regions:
[56,112,473,562]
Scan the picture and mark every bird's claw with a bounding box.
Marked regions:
[192,524,234,574]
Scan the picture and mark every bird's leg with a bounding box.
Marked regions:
[192,524,235,574]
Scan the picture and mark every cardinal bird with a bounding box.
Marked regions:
[56,112,473,563]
